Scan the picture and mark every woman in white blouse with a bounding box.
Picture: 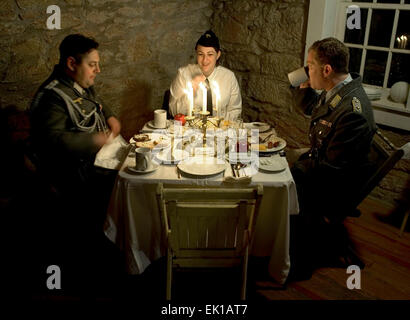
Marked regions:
[169,30,242,121]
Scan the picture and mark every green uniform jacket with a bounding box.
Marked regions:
[30,65,115,187]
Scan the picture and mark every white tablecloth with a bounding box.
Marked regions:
[104,151,299,284]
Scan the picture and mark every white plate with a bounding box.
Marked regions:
[258,155,287,172]
[147,120,171,129]
[225,152,257,164]
[129,133,171,150]
[154,149,189,164]
[244,122,271,133]
[178,156,227,176]
[127,163,159,174]
[250,137,286,153]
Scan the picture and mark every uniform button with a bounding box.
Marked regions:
[309,133,312,138]
[313,122,317,126]
[309,153,312,158]
[319,130,322,135]
[82,109,86,113]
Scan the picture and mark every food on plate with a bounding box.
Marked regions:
[135,140,158,149]
[220,120,233,129]
[133,134,150,142]
[132,135,168,149]
[268,140,280,149]
[258,144,267,151]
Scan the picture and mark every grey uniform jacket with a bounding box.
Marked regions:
[292,73,377,219]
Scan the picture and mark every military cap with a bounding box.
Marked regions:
[195,30,220,51]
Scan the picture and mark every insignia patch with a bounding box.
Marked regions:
[330,94,341,108]
[73,97,83,104]
[352,97,362,113]
[319,119,332,127]
[206,33,211,38]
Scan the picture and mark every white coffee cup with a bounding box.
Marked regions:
[135,147,152,171]
[288,66,309,87]
[154,109,167,128]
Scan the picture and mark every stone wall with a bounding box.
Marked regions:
[0,0,213,138]
[0,0,408,206]
[211,0,311,149]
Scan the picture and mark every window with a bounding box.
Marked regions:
[334,0,410,130]
[337,0,410,89]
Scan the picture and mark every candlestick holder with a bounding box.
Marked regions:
[200,111,210,146]
[185,115,195,127]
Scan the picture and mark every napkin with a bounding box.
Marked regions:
[223,164,252,184]
[94,134,130,170]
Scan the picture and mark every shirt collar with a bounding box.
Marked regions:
[205,66,218,81]
[73,82,85,95]
[325,73,352,103]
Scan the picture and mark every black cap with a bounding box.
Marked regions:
[195,30,220,52]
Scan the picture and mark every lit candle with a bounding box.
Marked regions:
[212,81,220,118]
[187,81,193,116]
[199,82,206,113]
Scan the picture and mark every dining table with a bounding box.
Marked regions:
[104,120,299,285]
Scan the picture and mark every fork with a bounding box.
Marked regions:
[261,133,275,143]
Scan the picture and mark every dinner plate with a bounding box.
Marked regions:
[178,156,227,176]
[225,151,258,164]
[244,122,271,133]
[126,163,159,174]
[167,124,192,136]
[258,155,287,172]
[129,133,171,150]
[250,136,286,153]
[147,120,171,129]
[154,149,189,164]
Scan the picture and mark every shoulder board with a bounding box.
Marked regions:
[352,97,362,113]
[44,79,59,90]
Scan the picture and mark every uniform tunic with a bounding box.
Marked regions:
[29,66,116,230]
[292,73,377,221]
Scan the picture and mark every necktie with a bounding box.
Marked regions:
[205,78,213,114]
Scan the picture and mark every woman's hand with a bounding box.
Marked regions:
[192,74,206,92]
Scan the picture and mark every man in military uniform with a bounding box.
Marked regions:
[288,37,377,280]
[29,34,123,294]
[30,34,121,227]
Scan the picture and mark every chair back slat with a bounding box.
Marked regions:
[352,130,404,210]
[157,183,263,299]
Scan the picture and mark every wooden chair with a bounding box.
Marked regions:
[156,183,263,300]
[324,129,406,266]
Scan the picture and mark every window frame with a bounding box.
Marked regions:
[304,0,410,131]
[336,0,410,89]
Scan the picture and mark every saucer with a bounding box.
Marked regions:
[147,120,170,129]
[127,163,159,174]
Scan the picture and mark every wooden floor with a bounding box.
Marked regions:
[253,196,410,300]
[24,195,410,303]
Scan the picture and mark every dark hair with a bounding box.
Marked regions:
[309,37,349,74]
[59,34,99,66]
[195,30,220,52]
